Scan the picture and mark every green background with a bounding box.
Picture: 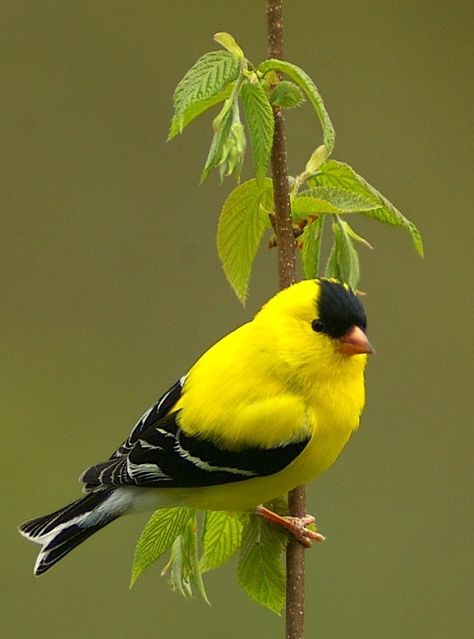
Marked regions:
[2,2,472,637]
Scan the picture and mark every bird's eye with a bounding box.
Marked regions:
[311,319,324,333]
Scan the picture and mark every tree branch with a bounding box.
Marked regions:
[266,2,306,638]
[266,0,296,291]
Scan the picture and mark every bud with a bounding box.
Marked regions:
[214,32,244,59]
[305,145,327,175]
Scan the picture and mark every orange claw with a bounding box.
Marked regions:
[256,505,326,547]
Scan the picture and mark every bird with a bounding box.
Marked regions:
[19,278,373,576]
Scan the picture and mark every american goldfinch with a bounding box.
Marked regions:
[19,278,373,575]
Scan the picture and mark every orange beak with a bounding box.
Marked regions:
[339,325,375,355]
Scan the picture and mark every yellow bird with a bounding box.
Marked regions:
[19,278,373,575]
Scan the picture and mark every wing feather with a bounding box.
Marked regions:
[109,377,185,459]
[81,379,310,491]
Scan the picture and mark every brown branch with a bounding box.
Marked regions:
[284,487,306,639]
[266,0,296,291]
[266,2,306,638]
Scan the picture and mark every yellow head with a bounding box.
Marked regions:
[252,279,373,391]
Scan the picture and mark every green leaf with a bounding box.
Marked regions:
[172,51,240,135]
[240,80,274,183]
[270,80,305,109]
[325,217,360,289]
[219,119,247,182]
[168,84,233,140]
[237,515,286,614]
[214,32,245,59]
[258,58,335,155]
[200,511,244,572]
[291,188,377,224]
[337,220,360,289]
[188,525,210,604]
[301,215,325,279]
[217,178,274,303]
[200,99,235,182]
[304,144,327,175]
[291,195,339,221]
[201,92,247,183]
[344,223,373,250]
[163,513,210,604]
[325,240,338,280]
[311,160,424,255]
[300,186,380,213]
[130,507,193,587]
[163,524,193,599]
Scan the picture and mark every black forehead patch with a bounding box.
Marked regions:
[317,279,367,338]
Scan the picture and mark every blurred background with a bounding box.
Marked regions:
[2,1,472,637]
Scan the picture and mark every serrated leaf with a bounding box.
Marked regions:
[168,84,233,139]
[300,187,380,213]
[240,80,274,183]
[270,81,305,109]
[214,32,244,59]
[131,507,193,587]
[325,218,360,289]
[200,511,244,572]
[291,195,339,221]
[172,51,240,132]
[217,178,274,303]
[301,215,325,278]
[237,515,286,614]
[258,58,335,155]
[311,160,424,255]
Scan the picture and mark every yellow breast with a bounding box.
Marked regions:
[167,306,367,512]
[169,370,365,512]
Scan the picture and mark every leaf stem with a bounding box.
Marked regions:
[266,2,306,638]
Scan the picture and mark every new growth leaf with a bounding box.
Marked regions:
[217,178,274,302]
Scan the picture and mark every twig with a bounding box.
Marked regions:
[266,2,306,638]
[266,0,296,290]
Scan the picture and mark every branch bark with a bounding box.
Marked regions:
[266,2,306,638]
[266,0,296,291]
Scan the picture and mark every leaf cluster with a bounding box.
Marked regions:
[168,32,423,301]
[131,507,288,613]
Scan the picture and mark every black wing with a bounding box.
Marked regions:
[109,377,185,459]
[81,407,309,490]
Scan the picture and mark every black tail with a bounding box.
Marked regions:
[18,488,121,575]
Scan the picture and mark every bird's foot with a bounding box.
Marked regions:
[256,505,325,547]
